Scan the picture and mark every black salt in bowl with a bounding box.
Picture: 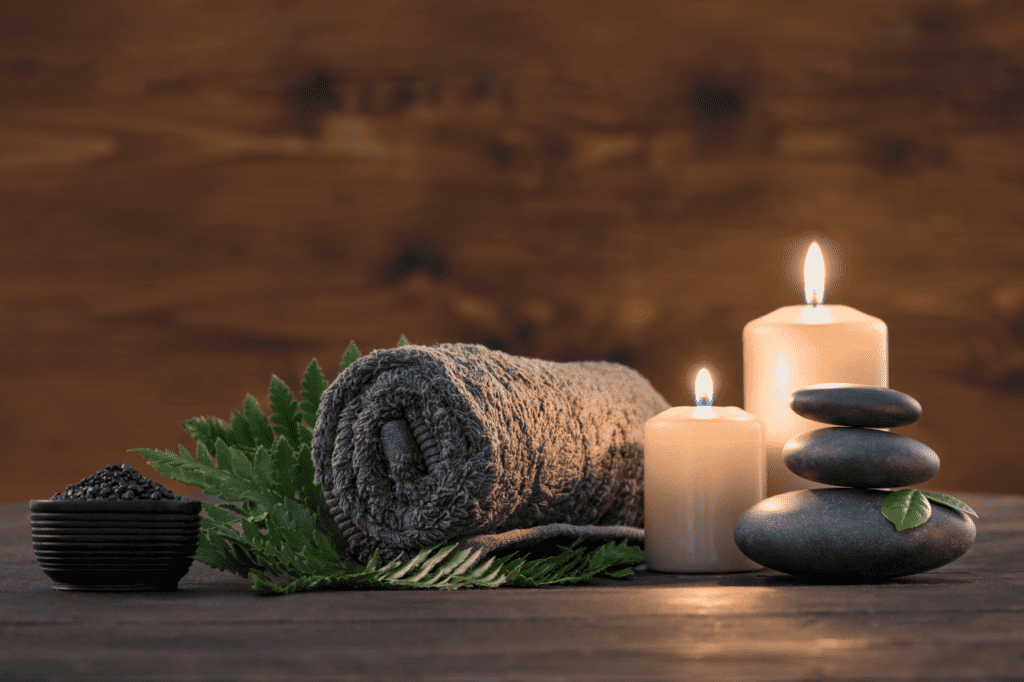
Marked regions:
[30,463,201,591]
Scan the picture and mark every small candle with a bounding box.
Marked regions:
[643,368,765,573]
[743,242,888,496]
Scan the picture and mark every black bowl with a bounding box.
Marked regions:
[29,499,202,591]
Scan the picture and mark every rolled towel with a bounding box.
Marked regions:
[311,343,669,563]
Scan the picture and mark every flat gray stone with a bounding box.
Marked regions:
[733,488,976,581]
[789,384,922,427]
[783,427,939,488]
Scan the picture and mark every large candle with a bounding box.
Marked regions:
[743,242,888,496]
[644,368,765,573]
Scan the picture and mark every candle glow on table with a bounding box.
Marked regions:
[643,368,765,573]
[743,242,888,496]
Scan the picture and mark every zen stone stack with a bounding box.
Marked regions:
[733,384,976,581]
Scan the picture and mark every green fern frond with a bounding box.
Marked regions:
[228,409,257,452]
[340,340,361,371]
[268,376,302,450]
[180,416,232,454]
[298,359,328,429]
[243,394,275,450]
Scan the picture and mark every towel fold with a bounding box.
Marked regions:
[311,343,669,563]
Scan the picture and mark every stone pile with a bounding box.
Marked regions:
[734,384,976,581]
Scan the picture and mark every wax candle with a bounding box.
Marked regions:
[644,368,765,573]
[743,242,888,496]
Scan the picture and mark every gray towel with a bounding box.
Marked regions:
[311,343,669,563]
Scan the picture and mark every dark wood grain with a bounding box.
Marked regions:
[2,492,1022,681]
[2,0,1024,502]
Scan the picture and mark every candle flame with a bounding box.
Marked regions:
[804,241,826,307]
[694,368,714,406]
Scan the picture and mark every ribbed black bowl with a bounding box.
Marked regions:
[29,499,202,591]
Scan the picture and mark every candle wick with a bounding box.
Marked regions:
[696,393,713,407]
[808,291,822,308]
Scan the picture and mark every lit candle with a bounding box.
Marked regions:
[743,242,888,496]
[643,368,765,573]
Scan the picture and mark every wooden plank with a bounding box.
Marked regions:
[2,0,1024,506]
[2,495,1022,681]
[2,610,1022,681]
[4,574,1024,626]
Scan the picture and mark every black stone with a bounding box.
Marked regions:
[783,427,940,488]
[789,384,922,427]
[52,463,181,501]
[733,488,975,581]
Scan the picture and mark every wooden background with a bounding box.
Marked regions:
[2,0,1023,502]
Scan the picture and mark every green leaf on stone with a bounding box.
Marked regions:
[921,491,978,518]
[881,489,932,531]
[397,334,410,347]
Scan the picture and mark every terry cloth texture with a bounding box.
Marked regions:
[311,343,669,563]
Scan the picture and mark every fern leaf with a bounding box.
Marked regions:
[269,436,298,499]
[230,447,254,481]
[222,538,286,579]
[213,438,234,474]
[276,541,300,570]
[466,555,500,580]
[181,416,233,452]
[195,442,215,467]
[382,545,436,581]
[268,500,315,542]
[194,531,253,578]
[268,376,302,450]
[137,448,205,487]
[290,439,346,556]
[251,573,289,593]
[341,340,360,371]
[199,515,246,545]
[296,423,314,451]
[253,572,339,595]
[180,417,211,448]
[244,394,275,449]
[407,545,458,584]
[240,517,267,549]
[473,563,510,588]
[603,566,636,579]
[228,410,256,452]
[216,502,247,517]
[429,548,483,586]
[299,359,327,428]
[252,444,274,489]
[201,502,241,525]
[294,442,317,504]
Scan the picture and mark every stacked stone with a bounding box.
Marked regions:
[734,384,976,581]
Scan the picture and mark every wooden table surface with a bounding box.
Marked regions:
[2,492,1021,682]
